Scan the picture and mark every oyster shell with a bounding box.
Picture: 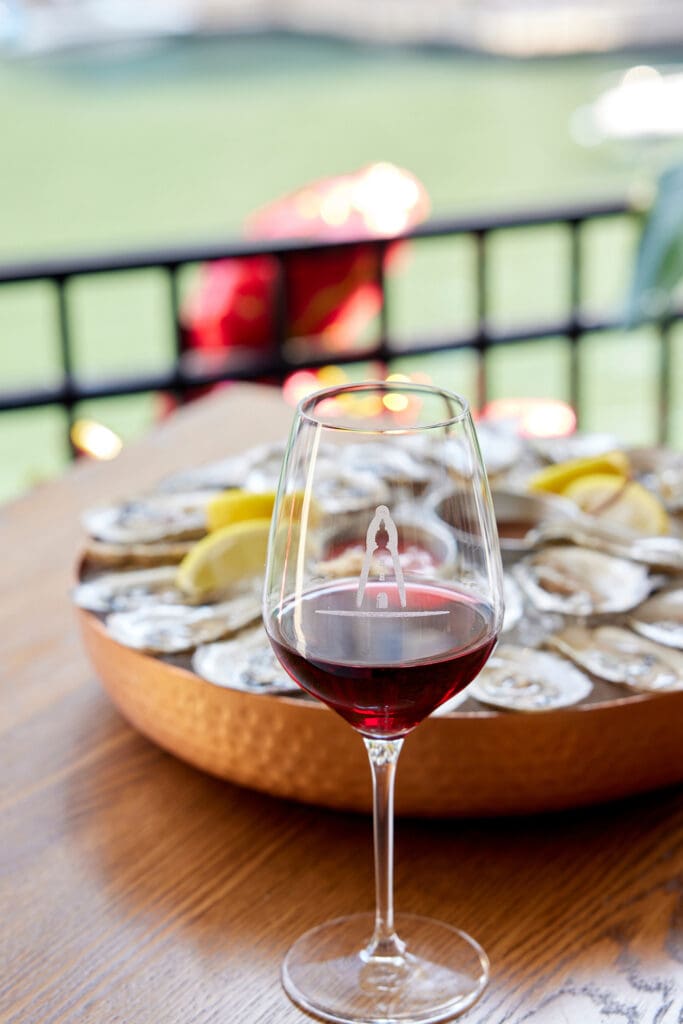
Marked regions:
[157,442,289,494]
[432,487,579,563]
[82,491,218,545]
[241,444,391,515]
[73,566,182,613]
[629,448,683,514]
[659,464,683,513]
[314,467,390,515]
[532,433,621,464]
[106,588,261,653]
[193,625,299,694]
[514,545,652,616]
[240,442,291,493]
[502,574,524,634]
[629,588,683,649]
[441,426,524,479]
[548,624,683,692]
[476,424,527,477]
[525,516,683,572]
[158,452,256,493]
[82,538,195,569]
[469,645,593,712]
[340,442,434,489]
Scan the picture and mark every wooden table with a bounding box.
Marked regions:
[2,384,682,1024]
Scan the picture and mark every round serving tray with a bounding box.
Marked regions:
[78,607,683,817]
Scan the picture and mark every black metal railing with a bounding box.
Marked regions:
[1,196,677,449]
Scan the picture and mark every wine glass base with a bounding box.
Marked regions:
[281,912,489,1024]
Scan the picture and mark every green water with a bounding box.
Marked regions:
[1,35,682,500]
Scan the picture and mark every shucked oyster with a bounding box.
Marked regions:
[502,573,524,634]
[441,424,524,479]
[514,545,652,616]
[158,453,258,494]
[629,588,683,650]
[193,625,299,695]
[314,467,390,515]
[548,624,683,692]
[164,445,390,516]
[73,566,182,613]
[524,517,683,573]
[433,581,523,712]
[660,464,683,513]
[82,491,219,545]
[106,586,261,653]
[340,442,434,490]
[629,447,683,514]
[82,538,195,569]
[157,442,287,494]
[468,644,593,712]
[240,442,292,493]
[532,432,621,464]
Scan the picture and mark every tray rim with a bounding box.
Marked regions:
[78,606,683,817]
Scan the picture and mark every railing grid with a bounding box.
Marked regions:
[1,198,676,451]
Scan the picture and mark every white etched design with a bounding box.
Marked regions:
[315,505,448,620]
[357,505,406,609]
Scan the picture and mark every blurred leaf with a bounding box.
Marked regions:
[626,162,683,325]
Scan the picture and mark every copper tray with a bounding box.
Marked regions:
[78,608,683,817]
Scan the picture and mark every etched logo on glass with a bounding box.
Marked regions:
[316,505,447,619]
[357,505,406,610]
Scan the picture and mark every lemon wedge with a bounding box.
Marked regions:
[563,473,670,536]
[207,490,276,532]
[176,517,272,598]
[528,451,630,494]
[206,490,319,531]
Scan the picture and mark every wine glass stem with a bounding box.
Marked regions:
[363,738,406,961]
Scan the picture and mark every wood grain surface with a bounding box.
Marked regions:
[1,384,682,1024]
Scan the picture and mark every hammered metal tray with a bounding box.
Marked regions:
[77,608,683,816]
[76,436,683,816]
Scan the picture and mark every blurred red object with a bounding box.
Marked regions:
[181,163,430,377]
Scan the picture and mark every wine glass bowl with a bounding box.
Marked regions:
[263,381,504,1023]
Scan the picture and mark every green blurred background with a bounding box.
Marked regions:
[2,34,682,501]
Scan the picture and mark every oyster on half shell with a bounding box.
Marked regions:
[157,456,245,494]
[630,448,683,514]
[548,624,683,692]
[314,467,390,515]
[468,644,593,712]
[73,566,183,613]
[440,425,524,480]
[514,545,652,616]
[106,586,261,653]
[532,432,621,464]
[629,588,683,650]
[157,442,287,494]
[502,574,524,634]
[660,464,683,513]
[193,625,299,695]
[82,491,219,545]
[340,442,434,490]
[82,538,195,569]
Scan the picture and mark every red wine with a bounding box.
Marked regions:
[269,580,497,738]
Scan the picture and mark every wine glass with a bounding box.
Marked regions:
[263,381,504,1024]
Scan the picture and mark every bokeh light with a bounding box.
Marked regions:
[481,397,576,438]
[70,419,123,460]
